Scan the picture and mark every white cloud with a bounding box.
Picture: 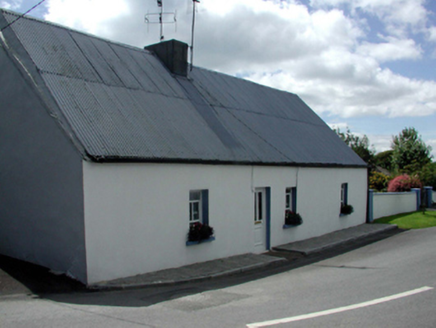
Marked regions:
[311,0,428,29]
[247,63,436,119]
[1,0,22,10]
[427,139,436,160]
[44,0,130,37]
[311,0,436,45]
[356,38,422,62]
[196,4,366,77]
[368,134,392,154]
[328,122,348,131]
[428,26,436,42]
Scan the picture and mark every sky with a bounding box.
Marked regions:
[2,0,436,159]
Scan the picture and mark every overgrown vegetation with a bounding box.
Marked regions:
[374,150,394,172]
[373,211,436,229]
[369,171,391,192]
[334,126,435,191]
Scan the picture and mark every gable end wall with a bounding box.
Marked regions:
[0,44,87,283]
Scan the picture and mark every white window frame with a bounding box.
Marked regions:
[189,190,202,225]
[341,183,348,207]
[285,187,292,212]
[285,187,297,212]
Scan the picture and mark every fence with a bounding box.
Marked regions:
[368,186,434,222]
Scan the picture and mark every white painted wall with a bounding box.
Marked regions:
[83,162,367,284]
[373,192,416,220]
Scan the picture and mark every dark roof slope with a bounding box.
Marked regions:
[0,9,366,167]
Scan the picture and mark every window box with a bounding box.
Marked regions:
[340,204,354,216]
[186,236,215,246]
[284,210,303,227]
[283,224,300,229]
[187,222,214,245]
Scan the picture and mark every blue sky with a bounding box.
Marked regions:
[2,0,436,159]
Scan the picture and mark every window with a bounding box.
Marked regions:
[189,190,209,226]
[340,183,354,215]
[189,191,201,225]
[285,187,297,212]
[341,183,348,207]
[187,189,213,246]
[254,189,264,224]
[284,187,301,228]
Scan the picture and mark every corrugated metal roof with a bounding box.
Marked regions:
[0,9,366,167]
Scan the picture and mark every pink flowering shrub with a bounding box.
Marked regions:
[387,174,422,192]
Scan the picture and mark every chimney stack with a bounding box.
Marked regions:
[145,39,188,77]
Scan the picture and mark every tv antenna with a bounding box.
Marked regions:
[145,0,177,42]
[190,0,200,71]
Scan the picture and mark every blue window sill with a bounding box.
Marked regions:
[186,236,215,246]
[339,213,350,217]
[283,224,300,229]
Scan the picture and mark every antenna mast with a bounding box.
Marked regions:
[158,0,163,41]
[190,0,200,71]
[145,0,177,42]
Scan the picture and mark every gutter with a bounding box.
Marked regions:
[86,153,368,169]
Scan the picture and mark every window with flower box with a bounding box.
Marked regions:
[285,187,296,213]
[284,187,301,228]
[187,189,214,245]
[340,183,354,215]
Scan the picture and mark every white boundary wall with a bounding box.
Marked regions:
[373,192,416,220]
[83,162,367,284]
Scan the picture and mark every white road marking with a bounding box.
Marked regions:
[247,286,433,328]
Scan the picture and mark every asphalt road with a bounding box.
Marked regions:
[1,227,436,327]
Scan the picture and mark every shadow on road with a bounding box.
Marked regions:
[0,255,89,296]
[0,228,404,308]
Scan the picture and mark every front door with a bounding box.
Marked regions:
[254,188,267,252]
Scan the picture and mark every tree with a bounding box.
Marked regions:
[369,171,391,191]
[391,127,432,173]
[374,150,394,171]
[334,128,375,165]
[417,162,436,189]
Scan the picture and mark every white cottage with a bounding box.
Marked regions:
[0,9,367,285]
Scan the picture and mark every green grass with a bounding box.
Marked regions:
[373,210,436,229]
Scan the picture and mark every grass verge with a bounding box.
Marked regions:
[373,210,436,229]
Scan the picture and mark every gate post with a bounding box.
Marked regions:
[411,188,421,211]
[367,189,374,223]
[424,186,433,208]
